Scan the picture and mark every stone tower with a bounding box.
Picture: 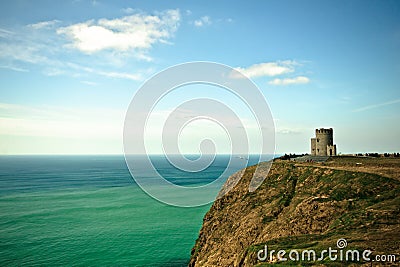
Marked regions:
[311,128,337,156]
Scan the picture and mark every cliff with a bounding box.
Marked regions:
[189,157,400,266]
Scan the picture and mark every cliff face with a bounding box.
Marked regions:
[189,158,400,266]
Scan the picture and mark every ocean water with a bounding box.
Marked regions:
[0,155,260,266]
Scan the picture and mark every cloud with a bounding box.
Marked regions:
[0,28,14,38]
[0,9,176,82]
[27,20,61,30]
[121,7,142,14]
[65,62,145,81]
[0,102,125,154]
[43,68,65,76]
[353,98,400,112]
[269,76,310,85]
[0,102,124,139]
[277,129,301,135]
[0,23,64,67]
[0,65,29,72]
[234,61,297,78]
[0,42,53,65]
[97,70,143,81]
[194,16,212,27]
[81,80,97,86]
[57,9,180,54]
[338,96,351,104]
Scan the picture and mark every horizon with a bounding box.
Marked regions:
[1,152,398,156]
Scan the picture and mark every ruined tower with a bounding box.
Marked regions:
[311,128,337,156]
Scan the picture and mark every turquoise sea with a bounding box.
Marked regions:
[0,155,260,266]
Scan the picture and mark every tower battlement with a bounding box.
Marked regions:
[316,128,333,134]
[311,128,337,156]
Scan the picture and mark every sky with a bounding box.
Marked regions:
[0,0,399,155]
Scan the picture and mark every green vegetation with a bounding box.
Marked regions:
[190,157,400,267]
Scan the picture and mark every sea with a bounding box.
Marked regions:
[0,155,262,266]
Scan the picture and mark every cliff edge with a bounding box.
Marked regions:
[189,157,400,266]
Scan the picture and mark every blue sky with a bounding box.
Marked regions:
[0,0,399,154]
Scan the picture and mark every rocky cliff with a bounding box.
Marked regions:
[189,157,400,266]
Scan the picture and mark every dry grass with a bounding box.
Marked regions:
[294,156,400,181]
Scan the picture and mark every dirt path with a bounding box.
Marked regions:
[293,157,400,181]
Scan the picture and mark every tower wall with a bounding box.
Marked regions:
[315,128,333,156]
[327,144,337,156]
[311,138,316,156]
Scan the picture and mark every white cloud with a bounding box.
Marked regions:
[194,16,212,27]
[57,9,180,54]
[65,62,145,81]
[277,129,301,135]
[0,48,146,80]
[0,65,29,72]
[27,20,61,30]
[0,102,124,139]
[353,98,400,112]
[0,103,126,154]
[0,10,172,80]
[97,70,143,81]
[0,42,51,65]
[122,7,136,14]
[81,80,97,86]
[234,61,297,78]
[269,76,310,85]
[0,23,64,68]
[0,28,14,38]
[43,68,65,76]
